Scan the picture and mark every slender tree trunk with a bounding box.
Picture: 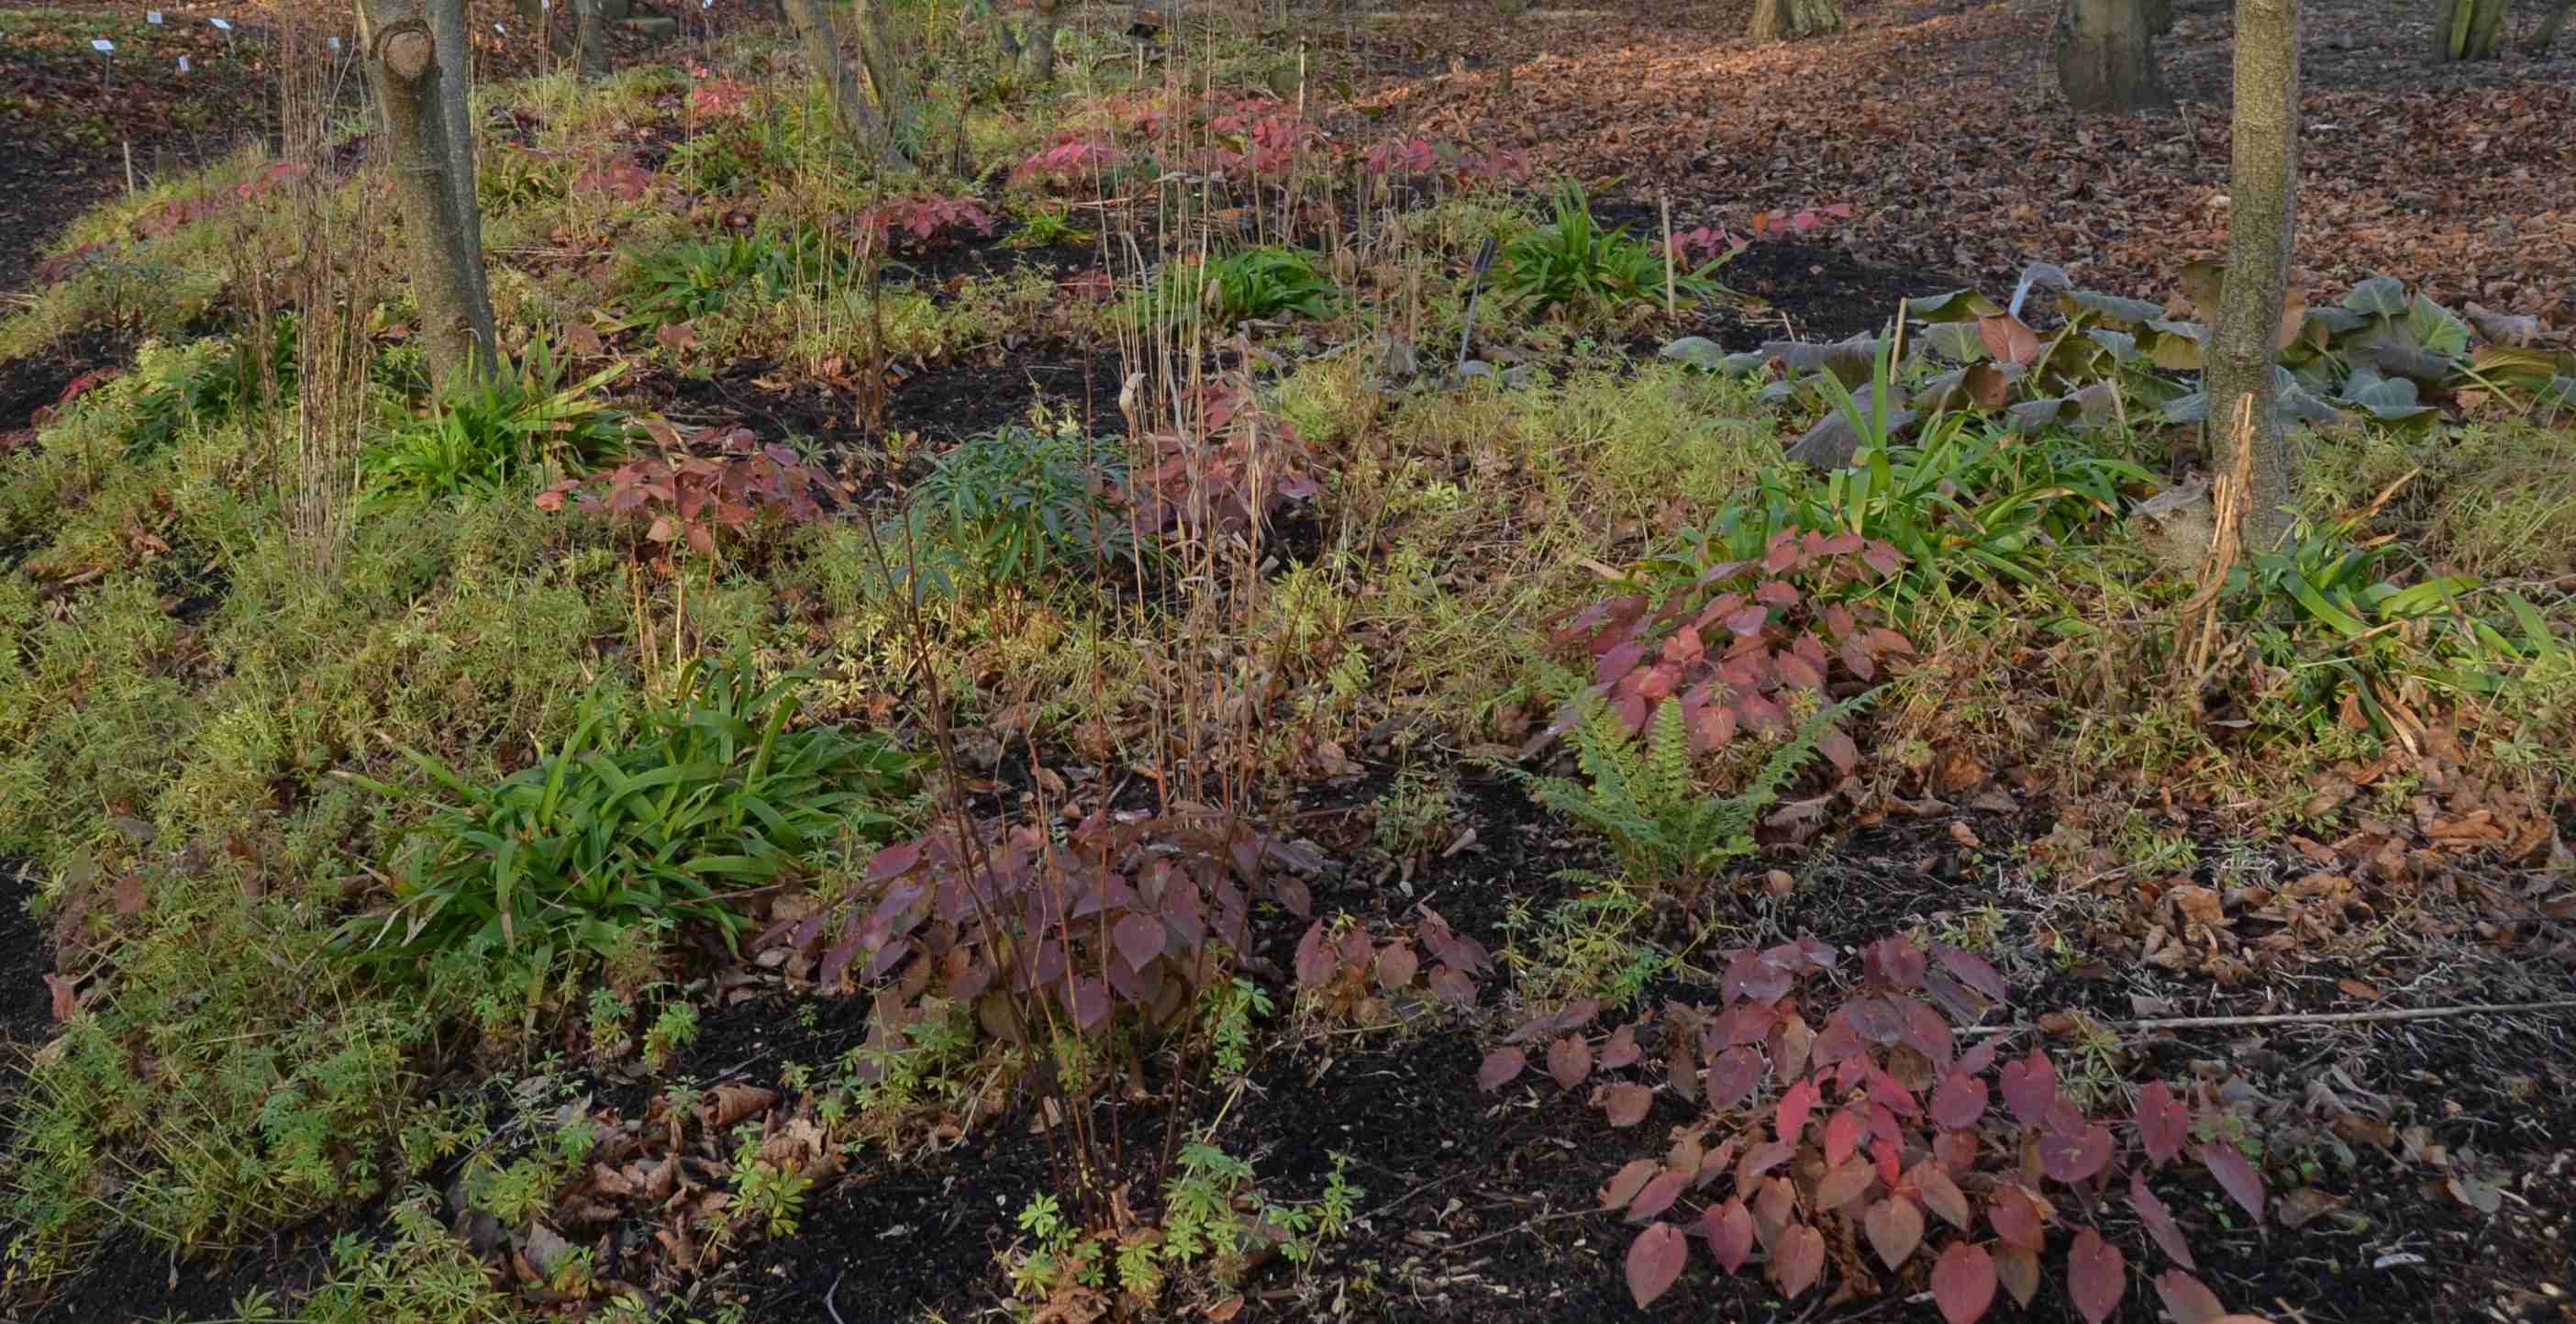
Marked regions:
[359,0,496,389]
[574,0,610,80]
[849,0,920,156]
[2057,0,2173,113]
[1749,0,1843,40]
[1020,0,1061,83]
[2205,0,2301,551]
[2537,0,2573,47]
[782,0,904,166]
[2431,0,2510,57]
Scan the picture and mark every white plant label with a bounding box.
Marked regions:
[147,10,163,23]
[329,35,341,50]
[177,54,190,72]
[92,38,116,52]
[209,17,231,29]
[494,21,507,33]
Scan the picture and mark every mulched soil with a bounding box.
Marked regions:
[1343,0,2576,326]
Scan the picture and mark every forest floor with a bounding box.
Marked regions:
[1,2,2573,1324]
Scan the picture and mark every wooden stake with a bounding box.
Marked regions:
[123,139,136,196]
[1659,190,1676,318]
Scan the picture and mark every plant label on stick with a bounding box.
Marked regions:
[177,53,190,72]
[147,10,163,23]
[93,38,115,51]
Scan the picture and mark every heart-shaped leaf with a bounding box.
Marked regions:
[1773,1222,1826,1296]
[1111,913,1165,972]
[2198,1144,2267,1226]
[1625,1222,1688,1308]
[1477,1048,1527,1093]
[2067,1228,2126,1324]
[2153,1269,2226,1324]
[1932,1241,1998,1324]
[1863,1196,1925,1269]
[1627,1170,1687,1223]
[2131,1171,2195,1269]
[1702,1196,1755,1274]
[2137,1080,2188,1166]
[1776,1077,1819,1141]
[1548,1035,1593,1088]
[1602,1159,1660,1211]
[1602,1083,1653,1129]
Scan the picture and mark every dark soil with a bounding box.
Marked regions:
[0,857,54,1054]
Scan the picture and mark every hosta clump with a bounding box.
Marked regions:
[1544,528,1911,760]
[1476,934,2269,1322]
[757,807,1319,1071]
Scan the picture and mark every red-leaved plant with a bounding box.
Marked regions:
[536,422,831,559]
[1477,935,2267,1322]
[1129,374,1320,540]
[1544,528,1913,774]
[851,195,996,248]
[1291,905,1494,1022]
[1010,134,1130,188]
[758,806,1319,1065]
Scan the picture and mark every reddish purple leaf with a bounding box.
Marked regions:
[1600,1022,1641,1070]
[1935,943,2008,1003]
[1995,1244,2040,1307]
[1707,1044,1764,1107]
[1374,940,1420,991]
[1547,1035,1593,1088]
[1477,1048,1527,1093]
[1602,1083,1653,1129]
[865,839,922,883]
[2038,1123,2115,1184]
[1863,1196,1925,1269]
[2000,1049,2059,1125]
[2198,1144,2267,1226]
[1911,1160,1973,1230]
[1624,1221,1688,1308]
[2137,1080,2188,1167]
[1111,913,1165,973]
[2152,1269,2226,1324]
[1627,1170,1687,1223]
[1989,1185,2048,1250]
[1602,1158,1659,1211]
[1702,1196,1754,1274]
[1776,1077,1819,1142]
[1819,726,1860,774]
[1929,1070,1988,1133]
[1773,1222,1826,1297]
[2131,1171,2196,1269]
[1825,1108,1862,1168]
[1723,604,1770,638]
[2066,1228,2126,1324]
[1932,1241,1998,1324]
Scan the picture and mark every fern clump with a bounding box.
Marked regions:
[1510,680,1872,896]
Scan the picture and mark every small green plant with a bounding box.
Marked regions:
[642,998,700,1073]
[1122,244,1338,330]
[1200,976,1274,1080]
[886,421,1139,596]
[1007,204,1091,249]
[335,657,916,977]
[1509,688,1874,897]
[359,340,632,508]
[1497,180,1727,319]
[625,236,792,327]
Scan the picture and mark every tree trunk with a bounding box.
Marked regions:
[359,0,497,389]
[1749,0,1843,41]
[781,0,905,166]
[2432,0,2510,58]
[1019,0,1061,83]
[2057,0,2172,114]
[574,0,610,80]
[849,0,921,156]
[2205,0,2301,551]
[2537,0,2573,47]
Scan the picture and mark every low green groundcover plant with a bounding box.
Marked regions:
[337,657,916,972]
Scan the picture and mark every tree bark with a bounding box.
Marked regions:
[2432,0,2510,58]
[2205,0,2301,551]
[359,0,496,390]
[849,0,921,155]
[782,0,905,166]
[2057,0,2172,114]
[1749,0,1843,41]
[1019,0,1061,84]
[574,0,611,80]
[2538,0,2573,47]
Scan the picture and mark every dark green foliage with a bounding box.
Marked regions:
[358,340,632,509]
[336,657,917,974]
[625,237,794,326]
[1124,245,1338,330]
[1498,181,1727,318]
[888,424,1139,596]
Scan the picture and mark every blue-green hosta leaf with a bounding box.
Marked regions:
[2008,263,2071,320]
[2087,328,2138,365]
[2342,274,2410,317]
[2145,320,2206,371]
[2405,295,2471,358]
[2007,381,2119,434]
[1659,336,1727,369]
[1908,287,2002,323]
[1765,336,1888,387]
[2062,288,2164,327]
[2300,306,2370,339]
[1916,322,1988,362]
[2338,365,2433,420]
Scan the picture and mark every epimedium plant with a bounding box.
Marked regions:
[335,656,916,976]
[536,422,837,562]
[756,803,1319,1063]
[1475,934,2271,1323]
[885,421,1141,598]
[1128,372,1323,541]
